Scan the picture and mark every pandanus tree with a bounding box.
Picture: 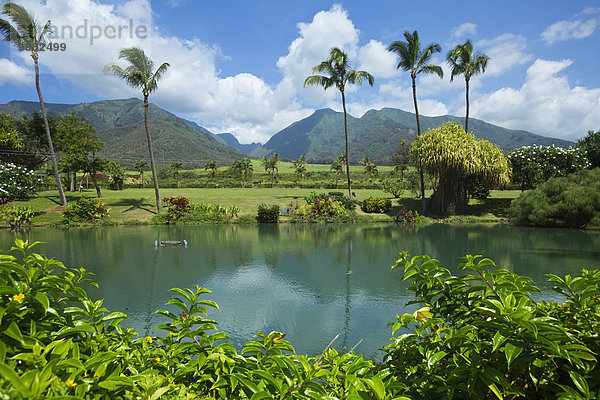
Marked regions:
[0,2,67,205]
[446,39,489,133]
[388,30,443,214]
[103,47,169,212]
[410,122,510,215]
[304,47,374,199]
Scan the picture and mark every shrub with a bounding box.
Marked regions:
[257,204,280,223]
[0,163,40,202]
[385,252,600,399]
[361,196,391,213]
[0,205,34,228]
[162,196,191,222]
[510,167,600,228]
[382,179,404,198]
[62,197,109,224]
[306,191,355,211]
[395,207,421,224]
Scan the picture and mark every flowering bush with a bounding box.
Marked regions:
[361,196,392,213]
[62,197,110,224]
[0,163,40,202]
[508,145,590,190]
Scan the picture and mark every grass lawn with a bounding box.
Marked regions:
[10,187,520,226]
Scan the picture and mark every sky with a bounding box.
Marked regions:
[0,0,599,144]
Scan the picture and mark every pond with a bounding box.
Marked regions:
[2,223,599,360]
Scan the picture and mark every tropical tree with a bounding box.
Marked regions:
[360,155,378,180]
[330,158,343,189]
[410,122,510,214]
[304,47,374,199]
[170,162,183,188]
[134,161,149,188]
[262,156,278,187]
[446,39,490,133]
[577,129,600,169]
[388,30,443,214]
[292,155,307,188]
[230,158,253,188]
[0,2,67,205]
[103,47,169,212]
[204,161,218,182]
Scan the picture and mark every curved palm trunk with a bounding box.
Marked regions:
[412,76,426,215]
[341,90,352,200]
[144,95,162,213]
[464,78,470,133]
[34,57,67,206]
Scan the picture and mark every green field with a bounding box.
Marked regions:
[10,187,521,226]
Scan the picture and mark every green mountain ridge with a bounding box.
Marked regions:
[0,99,245,168]
[261,108,574,164]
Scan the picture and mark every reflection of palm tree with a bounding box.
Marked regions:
[144,232,161,336]
[343,241,352,351]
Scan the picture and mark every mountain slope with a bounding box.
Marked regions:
[261,108,574,163]
[0,99,245,167]
[216,133,262,156]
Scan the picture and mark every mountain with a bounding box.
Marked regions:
[215,133,263,156]
[261,108,574,164]
[0,99,245,168]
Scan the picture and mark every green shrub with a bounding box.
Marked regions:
[306,191,355,211]
[0,205,34,228]
[361,196,391,213]
[385,252,600,399]
[153,200,233,224]
[257,204,280,223]
[161,196,191,223]
[62,197,109,224]
[0,163,40,202]
[510,167,600,228]
[382,179,404,198]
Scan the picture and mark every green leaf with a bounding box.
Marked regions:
[492,331,508,352]
[250,391,273,400]
[4,321,24,344]
[488,383,503,399]
[427,351,447,368]
[504,343,522,369]
[34,292,50,312]
[363,377,386,399]
[0,363,29,395]
[568,371,590,398]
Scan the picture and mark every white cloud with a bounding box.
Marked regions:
[541,11,599,44]
[357,40,398,79]
[471,59,600,140]
[451,22,477,41]
[0,59,31,86]
[476,34,532,76]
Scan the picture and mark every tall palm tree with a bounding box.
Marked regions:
[0,2,67,206]
[304,47,374,199]
[134,160,148,188]
[204,160,218,182]
[446,39,489,133]
[103,47,169,212]
[170,162,183,188]
[388,30,443,214]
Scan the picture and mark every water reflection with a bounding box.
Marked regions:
[0,223,599,359]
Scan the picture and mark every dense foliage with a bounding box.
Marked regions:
[1,241,599,399]
[385,252,600,399]
[510,167,600,228]
[0,205,34,228]
[0,163,39,202]
[410,122,510,214]
[257,204,280,223]
[361,197,392,213]
[508,144,590,190]
[577,129,600,169]
[62,198,110,225]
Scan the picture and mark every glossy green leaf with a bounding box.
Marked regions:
[504,343,522,369]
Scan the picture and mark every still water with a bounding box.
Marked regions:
[1,223,599,359]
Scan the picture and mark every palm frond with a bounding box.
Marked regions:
[420,64,443,79]
[304,74,335,90]
[346,70,374,86]
[147,62,170,93]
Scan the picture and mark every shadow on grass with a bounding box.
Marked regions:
[109,198,157,214]
[273,195,307,200]
[469,198,513,218]
[44,193,91,206]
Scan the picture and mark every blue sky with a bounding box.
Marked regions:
[0,0,599,143]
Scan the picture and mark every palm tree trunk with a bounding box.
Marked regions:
[144,94,162,213]
[412,76,426,215]
[341,90,352,200]
[34,57,67,206]
[465,78,470,133]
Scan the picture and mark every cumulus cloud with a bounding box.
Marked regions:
[476,34,532,76]
[357,40,398,79]
[451,22,477,41]
[541,10,599,44]
[471,59,600,140]
[0,59,31,86]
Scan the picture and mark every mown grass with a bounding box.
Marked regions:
[9,187,520,226]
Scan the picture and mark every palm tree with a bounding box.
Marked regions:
[103,47,169,212]
[330,158,343,188]
[170,162,183,188]
[304,47,374,199]
[262,156,277,187]
[204,161,218,182]
[388,30,443,214]
[0,3,67,206]
[446,39,489,133]
[292,155,307,188]
[134,161,148,188]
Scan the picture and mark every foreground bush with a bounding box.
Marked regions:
[510,167,600,228]
[361,196,391,213]
[62,197,109,225]
[153,197,239,224]
[1,240,598,399]
[257,204,280,223]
